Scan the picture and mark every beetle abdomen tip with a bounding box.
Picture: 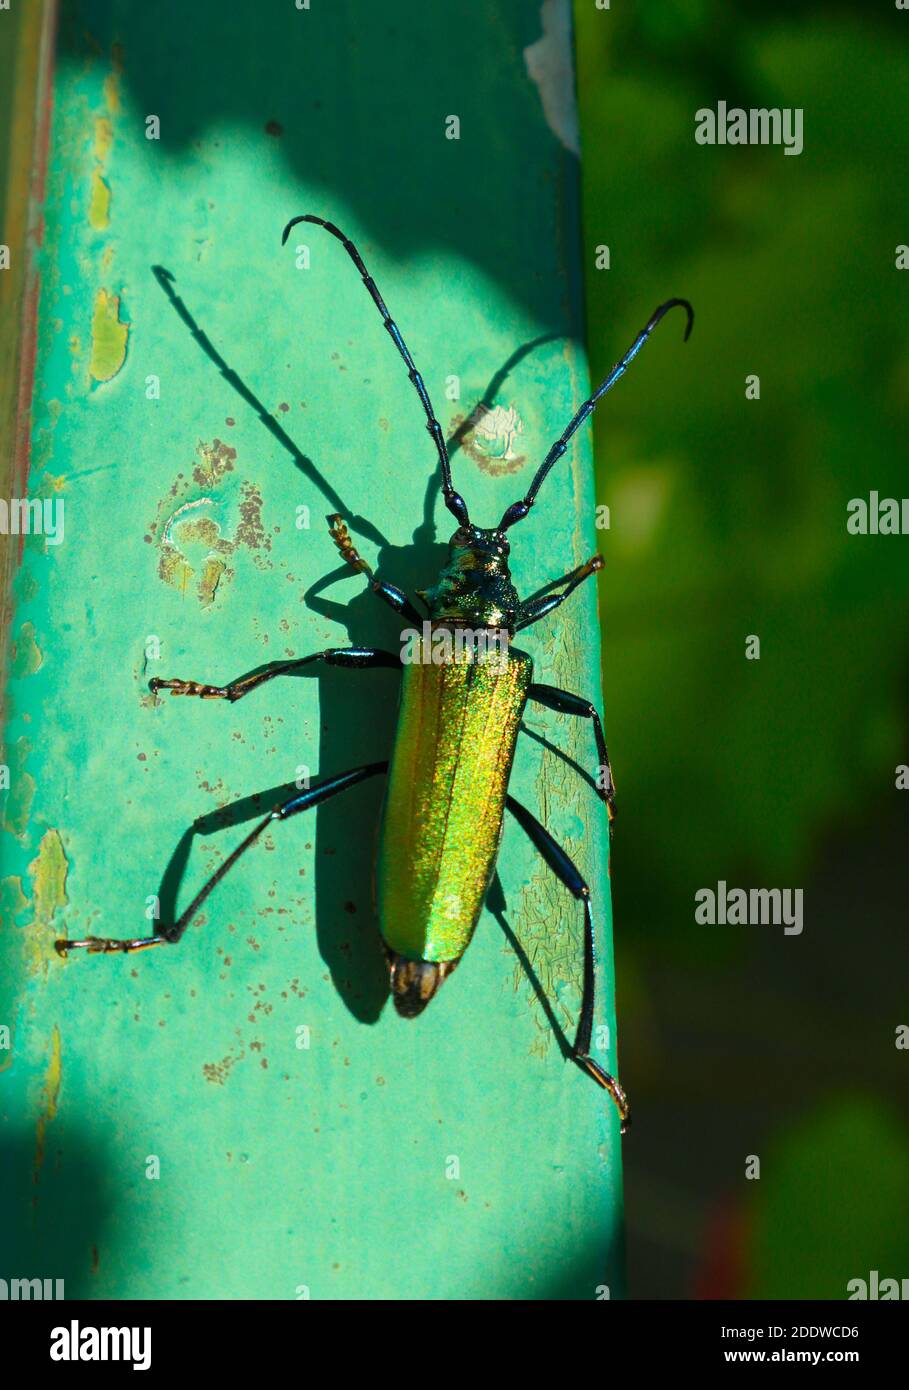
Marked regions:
[387,952,458,1018]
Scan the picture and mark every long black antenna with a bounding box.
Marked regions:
[282,214,470,527]
[498,298,694,532]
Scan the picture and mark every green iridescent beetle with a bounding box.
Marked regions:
[56,215,692,1134]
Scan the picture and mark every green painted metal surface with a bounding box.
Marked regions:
[1,0,622,1299]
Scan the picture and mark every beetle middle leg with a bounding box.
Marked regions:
[526,683,616,832]
[150,646,400,702]
[55,761,388,957]
[504,794,629,1132]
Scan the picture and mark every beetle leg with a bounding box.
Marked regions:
[327,514,425,625]
[513,554,602,631]
[55,762,388,957]
[526,683,615,832]
[149,646,400,702]
[504,794,629,1133]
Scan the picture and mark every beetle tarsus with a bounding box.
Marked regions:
[55,934,167,956]
[328,513,373,577]
[575,1054,631,1134]
[149,677,231,700]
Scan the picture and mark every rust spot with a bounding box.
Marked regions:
[202,1037,245,1085]
[192,438,236,488]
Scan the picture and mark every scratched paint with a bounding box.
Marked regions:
[0,1,621,1300]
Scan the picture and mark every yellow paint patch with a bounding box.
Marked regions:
[90,289,128,383]
[89,170,110,229]
[34,1026,62,1184]
[25,829,69,977]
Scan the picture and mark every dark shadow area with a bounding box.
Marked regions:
[153,714,393,1023]
[0,1127,113,1299]
[61,2,575,337]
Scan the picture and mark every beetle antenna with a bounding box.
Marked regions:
[497,298,694,532]
[282,214,470,528]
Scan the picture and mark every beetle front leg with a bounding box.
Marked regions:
[514,554,602,631]
[327,514,425,625]
[526,683,615,832]
[150,646,400,703]
[505,794,629,1133]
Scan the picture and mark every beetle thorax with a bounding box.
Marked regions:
[418,526,520,630]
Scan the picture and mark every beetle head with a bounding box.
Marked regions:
[418,526,520,630]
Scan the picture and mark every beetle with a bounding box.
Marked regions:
[56,214,692,1133]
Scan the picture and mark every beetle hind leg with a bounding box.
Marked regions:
[504,794,629,1133]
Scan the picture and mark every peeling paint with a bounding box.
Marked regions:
[34,1025,62,1184]
[150,443,269,605]
[11,620,43,677]
[1,737,36,837]
[26,828,69,977]
[89,289,128,383]
[451,403,526,475]
[524,0,580,157]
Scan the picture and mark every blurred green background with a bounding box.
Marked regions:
[575,0,909,1296]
